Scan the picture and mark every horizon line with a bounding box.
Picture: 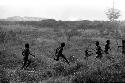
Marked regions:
[0,16,124,21]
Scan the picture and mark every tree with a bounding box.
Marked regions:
[106,8,121,22]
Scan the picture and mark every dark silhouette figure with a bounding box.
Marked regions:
[118,40,125,55]
[84,48,92,59]
[104,40,111,54]
[95,41,103,59]
[54,43,70,65]
[21,43,35,69]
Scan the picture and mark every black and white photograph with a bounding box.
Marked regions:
[0,0,125,82]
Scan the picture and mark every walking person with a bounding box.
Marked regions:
[95,41,103,59]
[118,40,125,55]
[21,43,35,69]
[84,47,92,59]
[54,42,70,65]
[104,40,111,54]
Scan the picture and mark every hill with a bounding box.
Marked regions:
[0,16,47,21]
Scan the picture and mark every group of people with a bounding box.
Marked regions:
[21,42,70,69]
[21,39,112,69]
[84,40,111,59]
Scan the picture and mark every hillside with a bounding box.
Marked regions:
[0,20,125,82]
[0,16,47,21]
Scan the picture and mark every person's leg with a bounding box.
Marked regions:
[21,59,27,69]
[25,59,31,68]
[104,49,109,54]
[61,54,70,65]
[54,54,60,61]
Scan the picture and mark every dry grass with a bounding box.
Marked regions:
[0,25,125,83]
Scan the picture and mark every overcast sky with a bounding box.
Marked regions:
[0,0,125,21]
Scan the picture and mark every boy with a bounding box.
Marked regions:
[54,43,70,65]
[104,40,111,54]
[21,43,35,69]
[95,41,103,59]
[84,48,92,59]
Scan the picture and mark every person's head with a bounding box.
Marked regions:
[122,40,125,43]
[106,40,110,44]
[61,42,65,47]
[96,41,99,46]
[25,43,29,48]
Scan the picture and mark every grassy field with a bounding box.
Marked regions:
[0,22,125,83]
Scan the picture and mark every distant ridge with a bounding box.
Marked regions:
[0,16,47,21]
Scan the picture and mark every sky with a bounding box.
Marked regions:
[0,0,125,21]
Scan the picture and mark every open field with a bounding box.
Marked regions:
[0,21,125,83]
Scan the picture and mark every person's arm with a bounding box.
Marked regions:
[55,47,60,54]
[29,51,35,57]
[30,53,35,57]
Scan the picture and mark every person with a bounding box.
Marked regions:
[95,41,103,59]
[104,40,111,54]
[84,48,92,59]
[54,42,70,65]
[118,40,125,55]
[21,43,35,69]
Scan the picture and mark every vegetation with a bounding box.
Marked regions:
[106,8,121,22]
[0,20,125,82]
